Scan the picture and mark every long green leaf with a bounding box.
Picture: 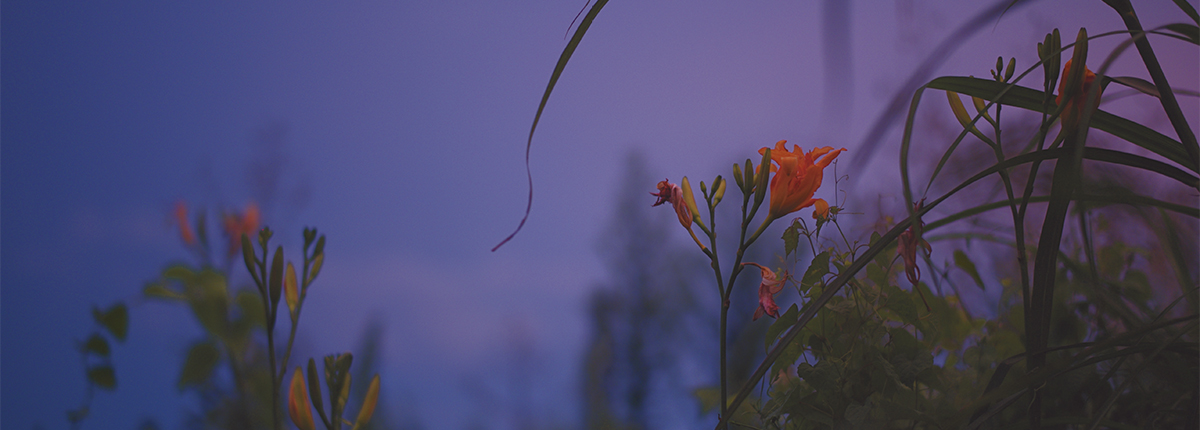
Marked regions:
[494,0,609,252]
[926,76,1197,173]
[1172,0,1199,26]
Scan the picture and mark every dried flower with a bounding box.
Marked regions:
[744,262,784,321]
[898,200,931,285]
[652,179,692,230]
[652,179,707,250]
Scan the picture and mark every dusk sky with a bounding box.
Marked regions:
[3,1,1196,429]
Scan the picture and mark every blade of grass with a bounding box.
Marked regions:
[1103,0,1199,165]
[493,0,608,251]
[927,76,1196,173]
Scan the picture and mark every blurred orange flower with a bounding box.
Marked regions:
[223,202,260,256]
[1055,58,1100,132]
[758,141,845,221]
[173,200,196,246]
[744,262,784,321]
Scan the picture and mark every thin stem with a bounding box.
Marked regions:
[256,241,281,430]
[277,250,313,383]
[707,189,727,428]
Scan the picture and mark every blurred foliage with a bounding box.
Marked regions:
[69,201,384,430]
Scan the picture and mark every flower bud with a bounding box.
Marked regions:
[681,176,703,227]
[732,163,745,191]
[712,176,726,206]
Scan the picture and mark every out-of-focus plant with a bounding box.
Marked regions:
[69,200,380,430]
[67,302,129,427]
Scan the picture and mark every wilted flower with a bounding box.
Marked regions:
[651,179,692,230]
[744,262,784,321]
[173,200,196,246]
[1056,58,1100,132]
[223,202,260,257]
[652,179,707,250]
[898,200,931,285]
[758,141,845,221]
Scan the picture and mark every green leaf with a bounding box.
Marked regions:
[801,251,830,291]
[953,250,987,291]
[308,359,332,429]
[83,333,110,357]
[1107,75,1161,98]
[188,271,230,336]
[88,365,117,390]
[890,291,918,325]
[163,265,194,281]
[92,303,129,342]
[495,0,609,251]
[241,234,259,288]
[693,387,721,414]
[926,76,1197,173]
[782,220,801,257]
[771,333,804,379]
[177,341,220,391]
[66,407,89,424]
[1172,0,1199,25]
[143,283,184,300]
[235,291,265,328]
[1164,23,1199,44]
[765,304,799,350]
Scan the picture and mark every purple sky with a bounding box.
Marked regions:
[3,1,1196,429]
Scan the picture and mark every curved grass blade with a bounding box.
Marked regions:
[1163,23,1199,44]
[493,0,609,251]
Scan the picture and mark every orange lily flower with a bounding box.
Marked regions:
[744,262,784,321]
[758,141,845,221]
[1056,58,1100,132]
